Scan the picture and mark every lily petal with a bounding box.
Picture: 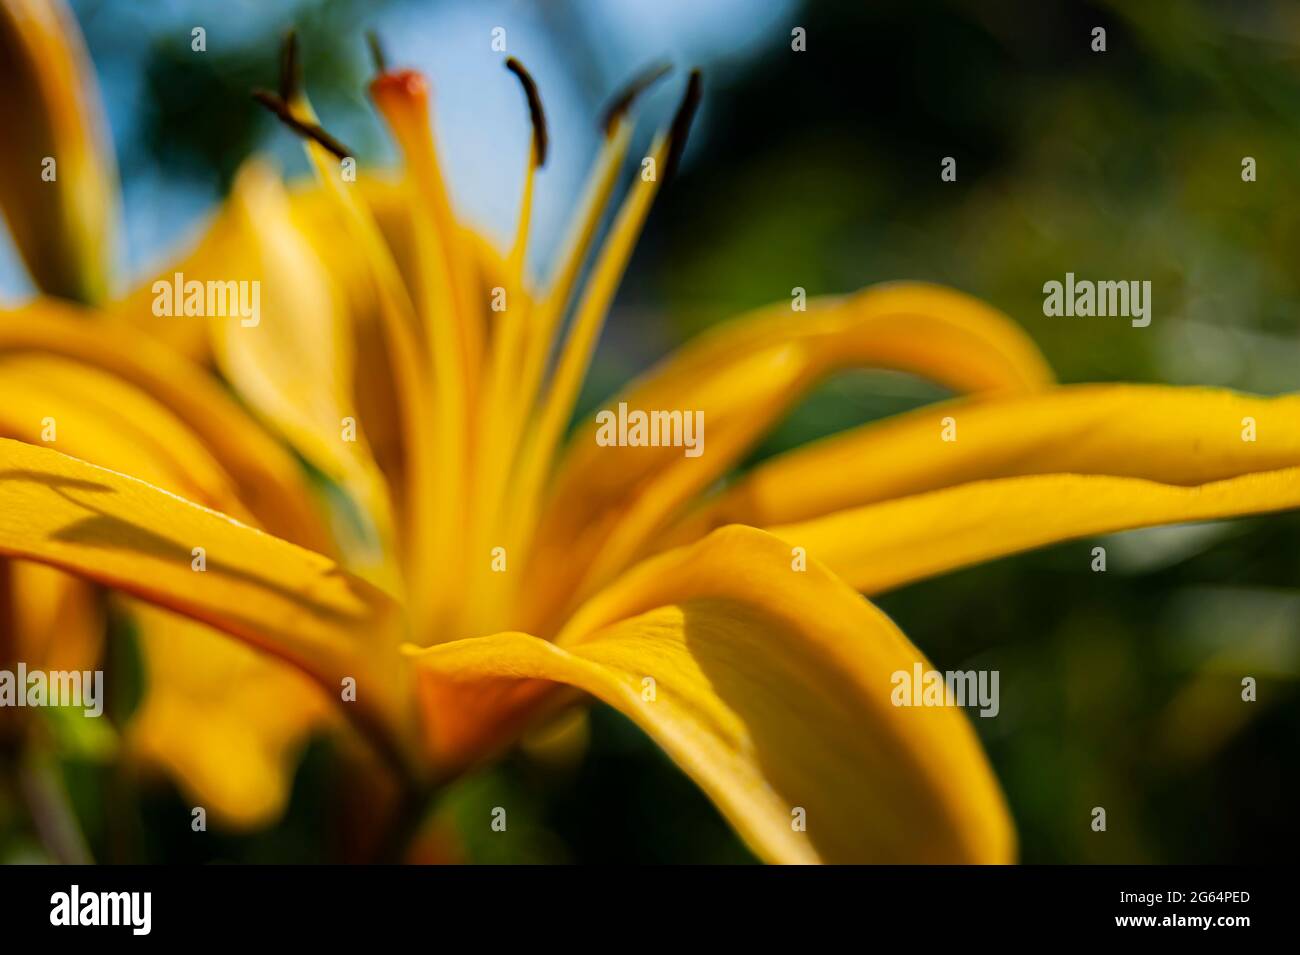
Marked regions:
[615,281,1054,401]
[411,525,1013,863]
[522,283,1052,632]
[0,353,247,511]
[771,468,1300,595]
[0,0,118,303]
[0,437,418,774]
[0,299,333,553]
[665,384,1300,540]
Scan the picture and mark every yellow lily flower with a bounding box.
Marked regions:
[3,15,1300,863]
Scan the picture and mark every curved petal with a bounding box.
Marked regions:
[0,299,333,553]
[0,437,419,774]
[769,468,1300,595]
[411,525,1013,864]
[0,353,247,511]
[662,384,1300,542]
[521,283,1052,633]
[615,281,1054,400]
[0,0,118,303]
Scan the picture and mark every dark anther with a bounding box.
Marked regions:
[662,70,702,186]
[505,57,548,167]
[252,89,354,160]
[599,62,672,135]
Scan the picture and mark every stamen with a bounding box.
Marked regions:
[514,60,672,418]
[512,119,631,459]
[510,71,705,561]
[252,89,353,160]
[517,61,672,434]
[505,57,548,168]
[502,56,545,271]
[468,59,550,632]
[599,62,671,136]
